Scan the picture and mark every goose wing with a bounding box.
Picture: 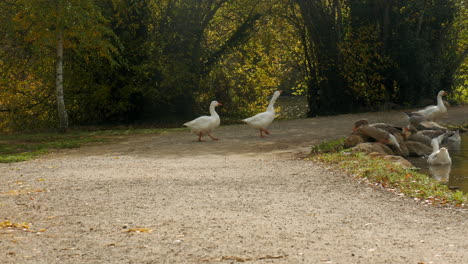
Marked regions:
[184,116,214,131]
[242,111,275,129]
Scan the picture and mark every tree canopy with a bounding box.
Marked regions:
[0,0,466,131]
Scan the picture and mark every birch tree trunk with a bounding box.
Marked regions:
[56,22,68,132]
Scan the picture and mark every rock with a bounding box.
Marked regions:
[344,135,365,148]
[352,142,394,155]
[367,153,416,169]
[390,143,409,158]
[401,141,432,157]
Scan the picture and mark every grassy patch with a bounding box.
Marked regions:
[310,140,467,207]
[310,138,346,154]
[446,123,468,132]
[0,127,183,163]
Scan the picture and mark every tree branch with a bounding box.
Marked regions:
[202,12,262,74]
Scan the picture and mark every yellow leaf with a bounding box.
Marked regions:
[123,228,153,233]
[0,221,30,229]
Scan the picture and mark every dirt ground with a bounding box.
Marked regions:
[1,106,467,264]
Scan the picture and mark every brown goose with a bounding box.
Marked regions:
[371,123,404,143]
[418,129,445,139]
[403,125,432,146]
[403,112,448,131]
[354,120,401,150]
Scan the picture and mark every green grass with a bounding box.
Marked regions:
[310,138,346,154]
[310,140,467,207]
[446,123,468,132]
[0,127,184,163]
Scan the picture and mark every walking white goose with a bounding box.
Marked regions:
[183,101,222,142]
[415,90,448,121]
[242,90,282,137]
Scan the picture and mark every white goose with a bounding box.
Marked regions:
[415,90,448,121]
[427,134,451,165]
[183,101,222,142]
[242,90,282,137]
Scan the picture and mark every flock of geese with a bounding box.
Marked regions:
[352,90,460,166]
[183,90,282,141]
[405,90,460,166]
[184,90,461,167]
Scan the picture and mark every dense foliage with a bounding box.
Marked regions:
[294,0,466,116]
[0,0,466,131]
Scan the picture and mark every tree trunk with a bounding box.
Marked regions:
[381,0,391,53]
[334,0,343,43]
[56,24,68,132]
[415,10,425,38]
[295,0,348,115]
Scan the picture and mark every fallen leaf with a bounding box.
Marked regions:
[1,189,47,196]
[0,221,30,230]
[258,255,286,260]
[123,228,153,233]
[221,256,251,262]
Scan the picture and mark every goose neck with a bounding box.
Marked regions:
[267,94,279,112]
[437,93,444,108]
[432,140,440,153]
[209,103,218,117]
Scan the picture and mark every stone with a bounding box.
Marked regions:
[344,135,365,148]
[352,142,394,155]
[390,143,409,158]
[367,153,416,169]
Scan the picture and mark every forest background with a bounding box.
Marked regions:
[0,0,466,132]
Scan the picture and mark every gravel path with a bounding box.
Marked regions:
[1,106,467,264]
